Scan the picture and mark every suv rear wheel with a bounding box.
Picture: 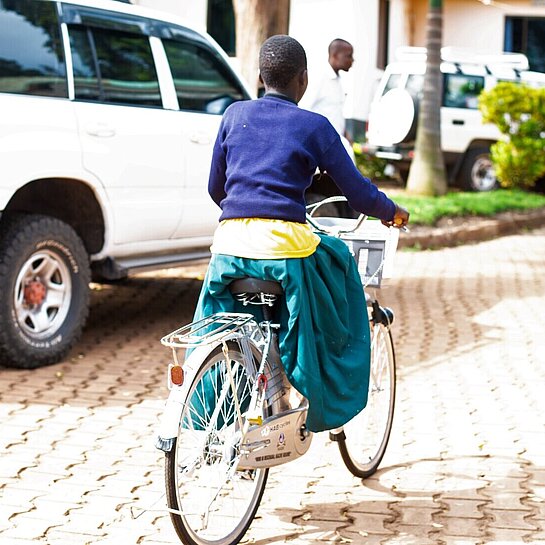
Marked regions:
[0,215,90,368]
[459,147,498,192]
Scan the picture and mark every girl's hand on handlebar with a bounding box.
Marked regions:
[381,203,410,229]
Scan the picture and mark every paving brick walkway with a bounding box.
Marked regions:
[1,230,544,544]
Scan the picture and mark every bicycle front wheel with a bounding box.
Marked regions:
[337,321,396,478]
[165,341,268,545]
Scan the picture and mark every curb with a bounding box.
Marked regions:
[398,206,545,250]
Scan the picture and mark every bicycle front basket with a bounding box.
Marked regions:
[340,221,399,288]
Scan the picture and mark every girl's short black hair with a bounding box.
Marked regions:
[259,35,307,89]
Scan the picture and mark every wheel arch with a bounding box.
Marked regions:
[1,178,105,255]
[451,139,497,183]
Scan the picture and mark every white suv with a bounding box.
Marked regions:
[364,47,545,191]
[0,0,253,368]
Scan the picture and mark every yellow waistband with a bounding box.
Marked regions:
[211,218,320,259]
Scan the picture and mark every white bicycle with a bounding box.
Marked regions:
[155,198,399,545]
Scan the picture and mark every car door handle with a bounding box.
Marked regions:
[190,133,211,145]
[452,119,465,125]
[86,123,116,137]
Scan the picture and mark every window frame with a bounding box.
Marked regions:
[504,15,545,73]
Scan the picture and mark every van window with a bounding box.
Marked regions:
[381,74,401,96]
[0,0,67,97]
[69,26,162,107]
[163,38,245,114]
[443,74,484,109]
[406,74,424,101]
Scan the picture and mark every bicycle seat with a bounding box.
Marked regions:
[229,278,283,296]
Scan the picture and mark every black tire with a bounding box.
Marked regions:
[337,322,396,478]
[0,214,90,369]
[398,167,409,185]
[165,341,269,545]
[458,147,498,192]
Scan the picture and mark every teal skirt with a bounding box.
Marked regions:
[192,234,370,433]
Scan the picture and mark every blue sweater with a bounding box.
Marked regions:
[208,95,396,223]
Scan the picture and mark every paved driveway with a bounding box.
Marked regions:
[1,230,544,544]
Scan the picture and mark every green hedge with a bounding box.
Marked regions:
[392,189,545,225]
[479,82,545,188]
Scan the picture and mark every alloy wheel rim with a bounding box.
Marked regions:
[471,156,496,191]
[14,250,72,339]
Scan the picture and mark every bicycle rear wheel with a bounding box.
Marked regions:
[337,321,396,478]
[165,341,268,545]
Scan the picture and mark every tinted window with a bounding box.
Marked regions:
[69,27,100,101]
[69,25,161,107]
[505,17,545,74]
[406,74,424,101]
[163,38,245,114]
[382,74,401,96]
[0,0,67,97]
[443,74,484,109]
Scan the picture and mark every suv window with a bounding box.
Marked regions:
[69,25,162,107]
[443,74,484,109]
[406,74,424,100]
[0,0,67,97]
[381,73,401,96]
[163,37,245,114]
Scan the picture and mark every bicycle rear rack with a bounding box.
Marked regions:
[161,312,258,349]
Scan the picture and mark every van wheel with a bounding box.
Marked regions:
[459,148,498,192]
[0,215,90,369]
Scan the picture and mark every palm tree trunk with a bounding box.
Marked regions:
[233,0,290,94]
[406,0,448,196]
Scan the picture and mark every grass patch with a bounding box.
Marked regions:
[392,189,545,226]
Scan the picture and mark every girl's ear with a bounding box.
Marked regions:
[258,71,264,84]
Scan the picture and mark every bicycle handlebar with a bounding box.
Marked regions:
[305,196,409,235]
[306,196,368,235]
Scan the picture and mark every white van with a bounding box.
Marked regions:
[363,47,545,191]
[0,0,253,368]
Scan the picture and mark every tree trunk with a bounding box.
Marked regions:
[406,0,448,196]
[233,0,290,94]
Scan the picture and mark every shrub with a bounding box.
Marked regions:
[479,82,545,188]
[353,143,388,179]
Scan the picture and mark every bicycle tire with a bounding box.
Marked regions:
[337,322,396,478]
[165,341,269,545]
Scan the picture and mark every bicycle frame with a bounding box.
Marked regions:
[156,313,313,469]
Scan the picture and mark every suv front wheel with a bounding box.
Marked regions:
[0,215,90,369]
[459,148,498,192]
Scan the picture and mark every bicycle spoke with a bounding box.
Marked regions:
[165,342,268,544]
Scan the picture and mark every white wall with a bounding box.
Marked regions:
[412,0,545,52]
[289,0,381,121]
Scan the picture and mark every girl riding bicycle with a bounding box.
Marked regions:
[194,35,409,433]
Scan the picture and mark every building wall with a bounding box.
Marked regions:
[410,0,545,52]
[289,0,381,121]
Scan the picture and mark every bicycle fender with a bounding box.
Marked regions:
[155,344,212,452]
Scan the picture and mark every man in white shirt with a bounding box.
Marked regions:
[300,38,354,155]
